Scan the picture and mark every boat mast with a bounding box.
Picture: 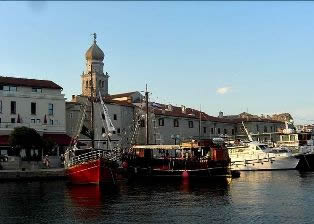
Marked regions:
[199,104,201,140]
[90,34,96,148]
[145,84,149,145]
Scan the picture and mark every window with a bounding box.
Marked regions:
[70,112,73,119]
[211,128,214,134]
[48,103,54,115]
[49,119,54,125]
[140,120,145,127]
[264,126,268,133]
[232,129,235,135]
[36,119,41,123]
[31,119,36,124]
[3,85,17,91]
[271,126,273,132]
[117,128,121,134]
[11,101,16,114]
[256,124,259,132]
[112,131,116,134]
[85,81,88,89]
[235,127,237,133]
[31,102,36,115]
[218,128,221,134]
[114,114,117,120]
[224,129,227,134]
[188,121,193,128]
[0,118,1,123]
[159,118,164,126]
[174,119,179,127]
[0,100,2,113]
[11,118,15,123]
[32,88,42,93]
[10,86,17,91]
[203,127,207,134]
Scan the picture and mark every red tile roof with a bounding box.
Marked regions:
[147,103,232,123]
[109,91,137,99]
[0,76,62,90]
[147,103,284,124]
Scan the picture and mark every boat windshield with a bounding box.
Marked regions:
[258,144,268,150]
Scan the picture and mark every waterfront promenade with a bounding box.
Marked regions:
[0,168,65,181]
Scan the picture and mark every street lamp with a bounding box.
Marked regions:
[171,134,180,145]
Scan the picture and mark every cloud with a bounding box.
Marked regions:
[216,87,231,95]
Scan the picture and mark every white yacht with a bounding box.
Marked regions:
[228,141,299,171]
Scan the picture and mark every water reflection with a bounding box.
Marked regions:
[2,172,314,224]
[66,184,119,221]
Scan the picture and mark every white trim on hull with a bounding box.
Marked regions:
[230,156,299,171]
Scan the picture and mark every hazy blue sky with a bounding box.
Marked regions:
[1,1,314,124]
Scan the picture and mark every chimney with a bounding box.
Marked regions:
[72,95,76,101]
[218,111,223,118]
[181,105,186,114]
[167,104,173,111]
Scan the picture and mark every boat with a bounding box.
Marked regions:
[227,121,299,171]
[295,139,314,171]
[122,139,233,180]
[228,141,299,171]
[64,62,119,185]
[121,86,234,180]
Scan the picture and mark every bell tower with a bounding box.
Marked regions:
[81,33,109,97]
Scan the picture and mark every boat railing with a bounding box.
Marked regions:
[68,149,117,166]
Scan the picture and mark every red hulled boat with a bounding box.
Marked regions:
[65,149,118,184]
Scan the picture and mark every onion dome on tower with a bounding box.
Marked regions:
[85,33,104,61]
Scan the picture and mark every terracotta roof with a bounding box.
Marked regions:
[68,95,134,107]
[109,91,137,99]
[148,103,232,123]
[230,117,284,124]
[0,76,62,90]
[146,103,284,124]
[103,99,134,107]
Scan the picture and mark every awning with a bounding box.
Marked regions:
[0,135,9,146]
[132,145,181,150]
[43,134,72,146]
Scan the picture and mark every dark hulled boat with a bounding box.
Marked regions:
[122,139,233,181]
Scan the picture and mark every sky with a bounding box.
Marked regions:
[1,1,314,124]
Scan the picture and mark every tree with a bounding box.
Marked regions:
[42,137,57,156]
[9,126,42,160]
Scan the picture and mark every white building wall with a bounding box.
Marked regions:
[0,87,66,135]
[66,98,135,150]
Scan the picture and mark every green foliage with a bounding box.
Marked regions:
[9,126,42,160]
[42,138,57,156]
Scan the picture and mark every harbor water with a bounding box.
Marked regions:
[1,170,314,224]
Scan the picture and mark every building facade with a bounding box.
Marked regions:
[0,76,67,156]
